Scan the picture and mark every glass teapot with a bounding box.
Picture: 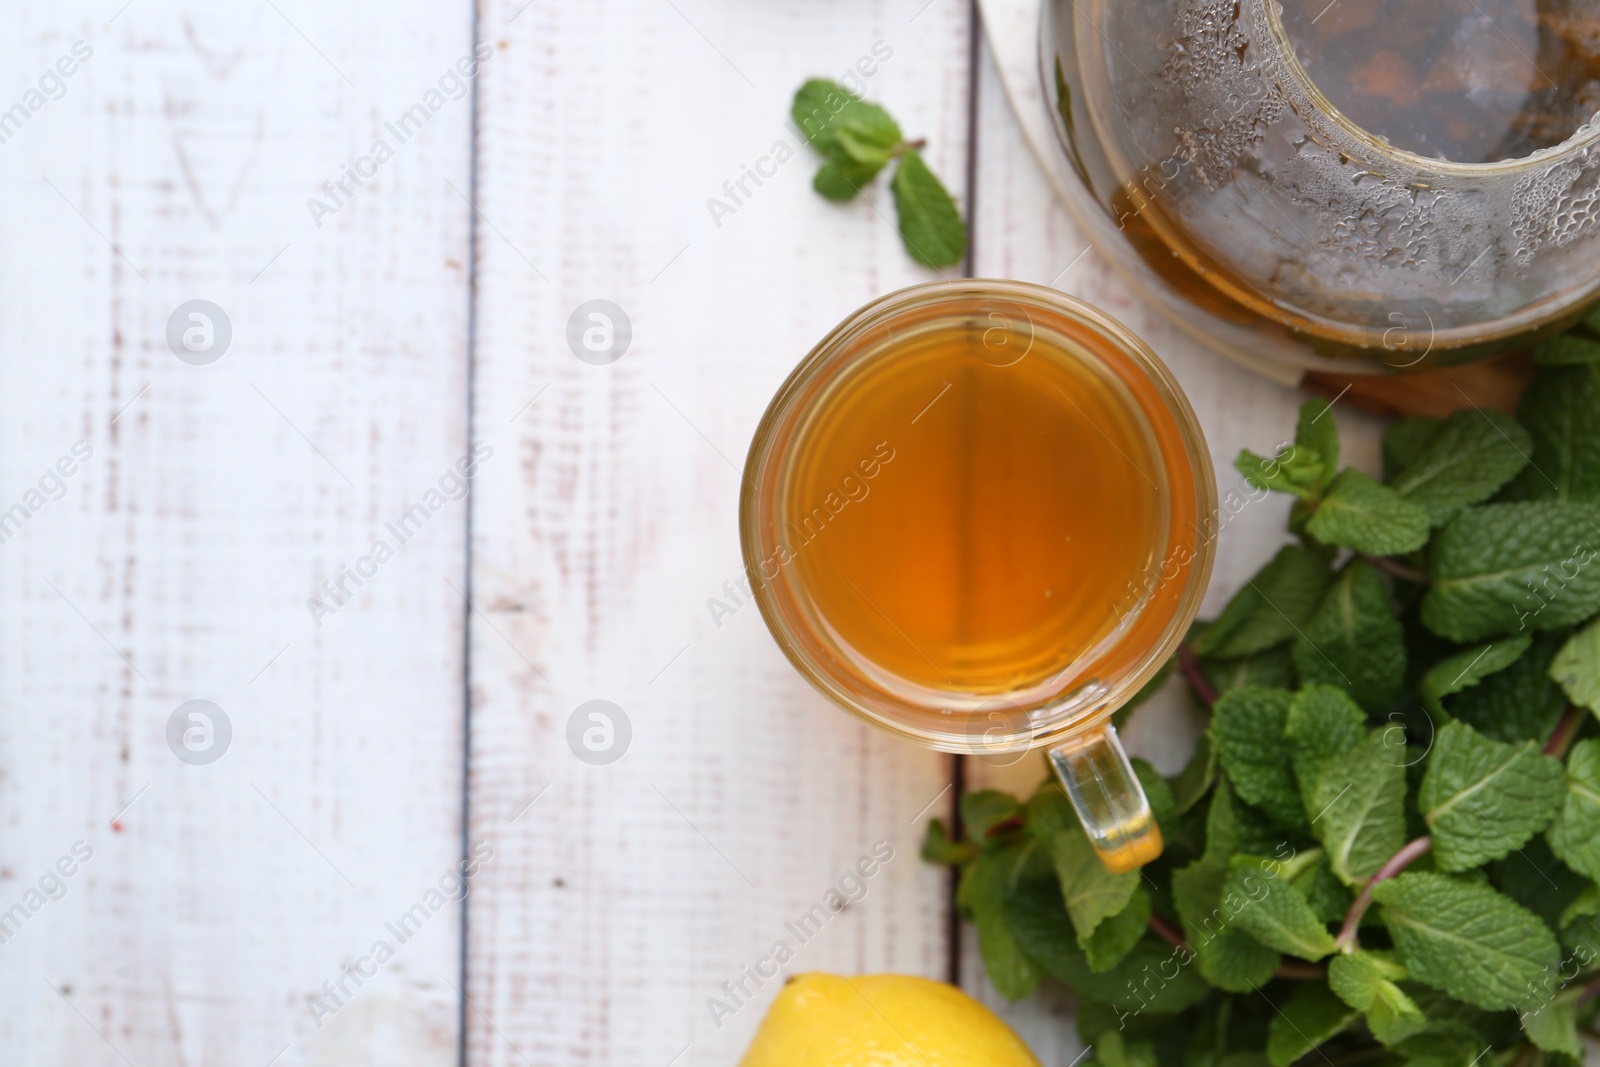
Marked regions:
[1043,0,1600,370]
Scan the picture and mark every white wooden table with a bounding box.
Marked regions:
[0,2,1384,1064]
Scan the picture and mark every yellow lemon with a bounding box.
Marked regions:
[738,973,1042,1067]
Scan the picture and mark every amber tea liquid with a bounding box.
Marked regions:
[774,318,1181,700]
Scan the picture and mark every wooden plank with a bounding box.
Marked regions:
[0,2,475,1063]
[958,28,1388,1059]
[462,2,974,1063]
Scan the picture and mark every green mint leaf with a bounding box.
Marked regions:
[1202,644,1298,694]
[921,817,977,865]
[1083,1030,1159,1067]
[1049,821,1141,941]
[1265,980,1359,1067]
[1558,882,1600,960]
[1418,634,1532,714]
[1285,683,1368,805]
[811,158,878,201]
[1521,991,1583,1057]
[1536,334,1600,366]
[1296,398,1341,479]
[1131,757,1178,836]
[1550,615,1600,713]
[1546,738,1600,882]
[1422,502,1600,641]
[1374,871,1560,1011]
[1235,446,1326,501]
[889,149,966,268]
[1203,775,1285,866]
[1383,416,1441,482]
[1294,560,1407,712]
[791,79,901,156]
[1005,873,1209,1014]
[1502,360,1600,503]
[1452,631,1570,743]
[1192,544,1335,659]
[1082,885,1151,973]
[833,121,898,168]
[1389,409,1533,525]
[961,790,1020,841]
[1022,781,1076,840]
[1308,729,1408,885]
[1224,854,1337,961]
[1418,720,1565,871]
[1172,860,1282,992]
[1171,732,1216,815]
[1327,950,1428,1045]
[956,846,1041,1000]
[1305,468,1431,556]
[1293,852,1354,923]
[1210,687,1305,830]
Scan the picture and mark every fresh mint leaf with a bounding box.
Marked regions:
[1297,398,1341,479]
[1083,885,1151,973]
[1132,757,1178,835]
[1418,721,1565,871]
[1383,416,1441,482]
[1265,980,1358,1067]
[961,790,1020,841]
[791,79,900,159]
[1202,644,1298,694]
[1546,738,1600,882]
[1307,729,1407,885]
[1306,468,1431,555]
[1084,1030,1160,1067]
[1203,776,1284,870]
[1172,860,1282,992]
[1452,631,1569,743]
[1193,545,1335,659]
[1294,560,1407,712]
[889,149,966,268]
[1293,852,1353,923]
[1389,409,1532,525]
[1171,733,1216,815]
[957,845,1041,1000]
[1422,502,1600,640]
[1005,873,1209,1014]
[1235,447,1326,501]
[1211,687,1305,830]
[1049,820,1141,941]
[1223,855,1337,961]
[1374,871,1560,1011]
[1327,950,1428,1045]
[1550,616,1600,713]
[812,158,877,201]
[1536,334,1600,366]
[1502,361,1600,503]
[833,122,898,167]
[1418,634,1532,714]
[1521,990,1583,1057]
[1285,684,1368,804]
[921,818,977,865]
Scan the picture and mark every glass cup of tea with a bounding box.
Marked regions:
[740,281,1217,871]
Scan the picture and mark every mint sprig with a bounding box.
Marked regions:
[791,79,967,268]
[925,339,1600,1063]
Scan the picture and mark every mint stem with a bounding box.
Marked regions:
[1334,836,1432,952]
[1358,553,1428,584]
[1149,911,1186,950]
[1178,644,1217,711]
[1545,704,1586,758]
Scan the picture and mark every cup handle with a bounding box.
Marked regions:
[1047,723,1163,873]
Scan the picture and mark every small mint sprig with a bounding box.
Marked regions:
[791,79,967,269]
